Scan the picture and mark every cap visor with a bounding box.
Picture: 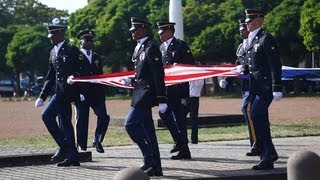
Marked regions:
[47,33,54,38]
[245,18,253,23]
[158,29,164,34]
[129,26,136,32]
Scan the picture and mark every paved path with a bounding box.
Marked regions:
[1,136,319,179]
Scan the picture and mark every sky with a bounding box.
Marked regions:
[37,0,88,13]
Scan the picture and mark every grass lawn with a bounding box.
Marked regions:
[1,120,319,149]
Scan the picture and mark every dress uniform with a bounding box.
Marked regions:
[35,23,81,166]
[124,17,167,176]
[157,21,195,160]
[243,9,282,170]
[236,19,260,156]
[74,30,110,153]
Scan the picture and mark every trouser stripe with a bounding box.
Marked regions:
[246,101,257,143]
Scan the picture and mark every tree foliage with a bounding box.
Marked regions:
[264,0,306,66]
[0,26,17,77]
[299,0,320,52]
[6,25,51,90]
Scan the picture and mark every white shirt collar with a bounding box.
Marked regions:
[136,36,148,51]
[248,27,261,46]
[164,37,174,50]
[54,41,65,54]
[137,37,148,46]
[81,48,92,63]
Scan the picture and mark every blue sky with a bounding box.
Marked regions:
[38,0,88,13]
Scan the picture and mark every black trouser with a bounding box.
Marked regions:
[185,97,200,143]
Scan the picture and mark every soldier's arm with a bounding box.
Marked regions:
[147,44,167,103]
[264,35,282,92]
[39,58,55,101]
[181,42,195,65]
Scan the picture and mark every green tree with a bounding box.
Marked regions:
[299,0,320,52]
[264,0,306,66]
[0,0,68,26]
[186,0,244,63]
[0,0,15,27]
[13,0,68,25]
[5,25,51,93]
[0,26,17,78]
[241,0,283,12]
[69,0,155,71]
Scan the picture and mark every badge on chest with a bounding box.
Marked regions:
[139,51,145,61]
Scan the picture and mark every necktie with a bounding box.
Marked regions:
[87,50,90,56]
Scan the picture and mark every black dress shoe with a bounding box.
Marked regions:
[252,160,274,170]
[246,148,260,156]
[93,141,105,153]
[57,159,80,167]
[170,144,180,153]
[171,150,192,160]
[77,144,87,152]
[191,140,198,144]
[144,167,163,176]
[51,148,67,163]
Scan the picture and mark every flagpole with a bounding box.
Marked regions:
[169,0,184,40]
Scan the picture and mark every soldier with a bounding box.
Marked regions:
[156,21,195,159]
[34,20,81,167]
[122,17,167,176]
[243,9,282,170]
[220,19,261,156]
[237,19,260,157]
[72,29,110,153]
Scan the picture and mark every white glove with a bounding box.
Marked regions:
[35,98,44,107]
[273,92,283,101]
[67,75,75,85]
[80,94,85,101]
[219,79,228,89]
[231,65,244,74]
[158,103,168,113]
[121,77,131,86]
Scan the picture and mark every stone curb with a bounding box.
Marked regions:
[0,151,92,168]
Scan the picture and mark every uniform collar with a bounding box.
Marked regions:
[248,27,261,46]
[54,41,65,52]
[137,36,148,46]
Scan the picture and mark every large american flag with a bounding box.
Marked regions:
[73,64,320,89]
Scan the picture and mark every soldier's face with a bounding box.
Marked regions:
[158,30,173,42]
[81,39,93,50]
[49,31,65,45]
[131,28,146,40]
[246,18,263,32]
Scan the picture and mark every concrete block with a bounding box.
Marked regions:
[287,150,320,180]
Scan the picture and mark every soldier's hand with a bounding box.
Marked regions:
[158,103,168,113]
[121,77,131,86]
[231,65,244,74]
[35,98,44,107]
[273,92,283,101]
[219,79,228,89]
[67,75,75,85]
[80,94,85,101]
